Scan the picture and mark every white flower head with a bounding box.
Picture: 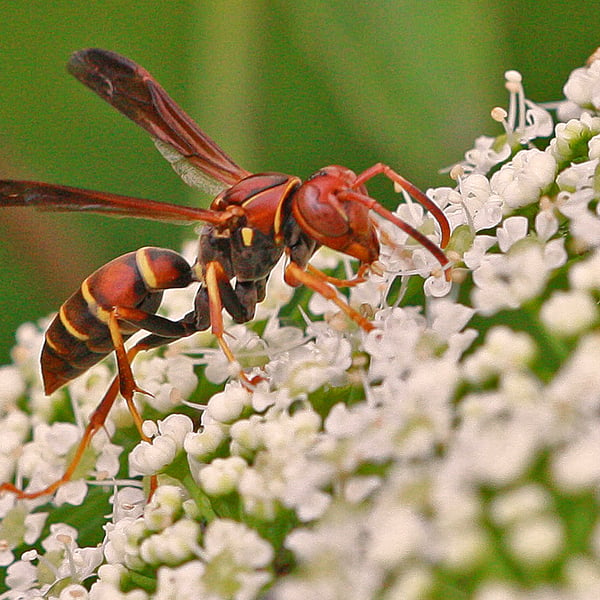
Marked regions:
[490,148,556,209]
[7,51,600,600]
[472,244,550,315]
[496,215,528,252]
[452,70,552,177]
[198,456,247,496]
[540,289,598,336]
[195,519,273,599]
[139,518,200,567]
[460,135,511,175]
[561,59,600,117]
[129,414,193,476]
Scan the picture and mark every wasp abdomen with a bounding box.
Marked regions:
[41,247,192,394]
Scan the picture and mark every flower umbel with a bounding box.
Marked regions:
[2,48,600,600]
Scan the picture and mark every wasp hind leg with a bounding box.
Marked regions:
[0,311,190,500]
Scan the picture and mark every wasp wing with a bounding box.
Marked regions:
[0,180,230,225]
[68,48,250,193]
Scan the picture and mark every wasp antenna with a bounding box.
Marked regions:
[338,189,450,276]
[353,163,450,248]
[387,174,450,248]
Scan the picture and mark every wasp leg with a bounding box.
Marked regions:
[306,263,369,288]
[203,261,258,387]
[107,307,197,433]
[0,338,155,500]
[284,260,375,332]
[0,313,194,500]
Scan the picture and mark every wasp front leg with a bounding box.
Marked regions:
[284,259,375,333]
[186,260,267,387]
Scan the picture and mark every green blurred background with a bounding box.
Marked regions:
[1,1,599,364]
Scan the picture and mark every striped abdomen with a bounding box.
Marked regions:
[41,247,192,394]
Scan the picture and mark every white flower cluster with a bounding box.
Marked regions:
[2,49,600,600]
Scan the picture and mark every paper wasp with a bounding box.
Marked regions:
[0,48,450,499]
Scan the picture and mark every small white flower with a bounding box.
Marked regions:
[428,298,475,340]
[54,480,88,507]
[534,209,559,241]
[489,485,551,526]
[202,325,265,383]
[268,331,351,394]
[460,135,511,174]
[144,485,185,531]
[451,70,552,178]
[540,289,597,336]
[556,158,597,192]
[562,60,600,112]
[472,244,550,315]
[463,326,535,382]
[365,306,426,380]
[458,173,504,230]
[280,505,381,600]
[343,476,381,503]
[129,415,192,476]
[56,545,104,585]
[198,519,273,599]
[198,456,247,496]
[111,487,146,522]
[546,333,600,409]
[4,559,38,593]
[103,517,147,571]
[41,522,78,553]
[139,518,200,566]
[153,561,204,600]
[129,436,178,477]
[506,516,563,565]
[570,248,600,289]
[423,274,452,297]
[229,415,263,453]
[589,132,600,159]
[500,70,554,143]
[463,235,497,269]
[490,148,556,209]
[549,113,600,164]
[496,216,528,252]
[542,237,568,270]
[24,512,48,545]
[156,413,194,441]
[184,423,227,460]
[133,355,197,413]
[205,383,252,424]
[94,441,123,480]
[552,430,600,491]
[366,505,428,567]
[203,518,273,567]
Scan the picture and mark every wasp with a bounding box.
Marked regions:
[0,49,450,499]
